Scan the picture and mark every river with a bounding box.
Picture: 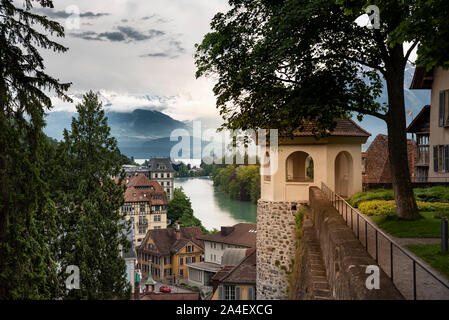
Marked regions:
[174,177,257,230]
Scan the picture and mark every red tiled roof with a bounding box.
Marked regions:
[198,223,257,248]
[119,174,168,205]
[282,119,370,138]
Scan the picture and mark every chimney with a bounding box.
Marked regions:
[221,226,234,236]
[175,221,181,240]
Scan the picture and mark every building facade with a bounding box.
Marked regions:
[187,224,256,290]
[136,225,204,284]
[147,158,175,200]
[211,249,257,300]
[409,66,449,182]
[257,119,369,300]
[119,174,168,245]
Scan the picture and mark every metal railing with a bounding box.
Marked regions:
[321,183,449,300]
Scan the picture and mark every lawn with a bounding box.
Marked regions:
[370,212,444,238]
[406,244,449,280]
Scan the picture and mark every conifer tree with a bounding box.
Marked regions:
[57,92,131,299]
[0,0,70,298]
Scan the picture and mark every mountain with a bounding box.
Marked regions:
[355,63,430,149]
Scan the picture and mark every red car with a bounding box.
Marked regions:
[159,285,171,293]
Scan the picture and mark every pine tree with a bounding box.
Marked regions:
[0,0,71,298]
[57,92,131,299]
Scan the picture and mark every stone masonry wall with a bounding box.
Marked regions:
[256,200,300,300]
[308,187,403,300]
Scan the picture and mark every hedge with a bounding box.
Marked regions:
[358,200,449,216]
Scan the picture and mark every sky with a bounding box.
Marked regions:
[34,0,229,125]
[32,1,422,147]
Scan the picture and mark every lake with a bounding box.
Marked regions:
[174,177,257,230]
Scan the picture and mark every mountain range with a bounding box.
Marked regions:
[44,64,430,158]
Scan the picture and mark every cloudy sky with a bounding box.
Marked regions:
[34,0,229,124]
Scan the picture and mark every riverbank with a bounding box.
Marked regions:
[174,177,257,230]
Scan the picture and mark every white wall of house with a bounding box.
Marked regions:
[203,241,245,264]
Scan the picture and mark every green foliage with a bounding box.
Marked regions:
[406,244,449,280]
[195,0,449,219]
[212,165,261,203]
[295,208,306,238]
[359,200,449,216]
[0,0,71,299]
[349,187,449,208]
[54,92,131,299]
[168,187,208,233]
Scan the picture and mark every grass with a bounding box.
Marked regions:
[406,244,449,280]
[370,212,444,238]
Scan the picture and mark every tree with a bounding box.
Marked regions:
[195,0,449,220]
[0,0,71,298]
[56,92,130,299]
[167,187,207,233]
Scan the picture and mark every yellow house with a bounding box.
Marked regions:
[137,225,204,283]
[211,249,256,300]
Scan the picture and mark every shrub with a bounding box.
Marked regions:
[348,189,394,207]
[358,200,449,216]
[349,187,449,208]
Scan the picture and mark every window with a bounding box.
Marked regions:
[180,257,184,266]
[439,90,449,127]
[224,286,236,300]
[140,204,145,212]
[286,151,314,182]
[247,286,256,300]
[186,245,193,253]
[189,268,202,282]
[434,145,449,172]
[180,269,184,277]
[166,181,170,186]
[154,215,161,222]
[122,205,132,213]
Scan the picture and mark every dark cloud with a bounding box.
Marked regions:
[169,40,186,54]
[141,15,156,20]
[71,26,165,43]
[35,8,109,19]
[98,31,126,42]
[140,53,170,58]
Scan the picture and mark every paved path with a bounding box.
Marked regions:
[335,200,449,300]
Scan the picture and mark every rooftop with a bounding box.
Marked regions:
[139,226,204,256]
[148,158,175,172]
[197,223,257,248]
[282,119,370,138]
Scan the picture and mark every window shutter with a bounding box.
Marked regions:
[218,286,224,300]
[247,286,254,300]
[235,286,241,300]
[434,146,439,172]
[439,91,445,127]
[445,145,449,172]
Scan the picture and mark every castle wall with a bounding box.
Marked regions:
[256,200,299,300]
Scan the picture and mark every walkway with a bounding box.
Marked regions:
[335,199,449,300]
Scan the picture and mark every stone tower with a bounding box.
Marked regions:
[256,120,369,300]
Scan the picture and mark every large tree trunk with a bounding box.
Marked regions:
[385,48,420,220]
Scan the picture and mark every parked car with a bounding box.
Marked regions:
[159,285,171,293]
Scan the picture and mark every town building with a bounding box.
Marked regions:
[362,134,417,184]
[147,158,175,200]
[210,248,256,300]
[257,119,370,300]
[187,223,256,291]
[136,224,204,284]
[409,66,449,182]
[118,174,168,245]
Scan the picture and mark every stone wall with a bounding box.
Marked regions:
[308,187,403,300]
[256,200,300,300]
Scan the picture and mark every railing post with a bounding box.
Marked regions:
[442,217,448,253]
[375,230,378,262]
[356,210,359,239]
[413,261,417,300]
[390,242,394,282]
[365,220,368,250]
